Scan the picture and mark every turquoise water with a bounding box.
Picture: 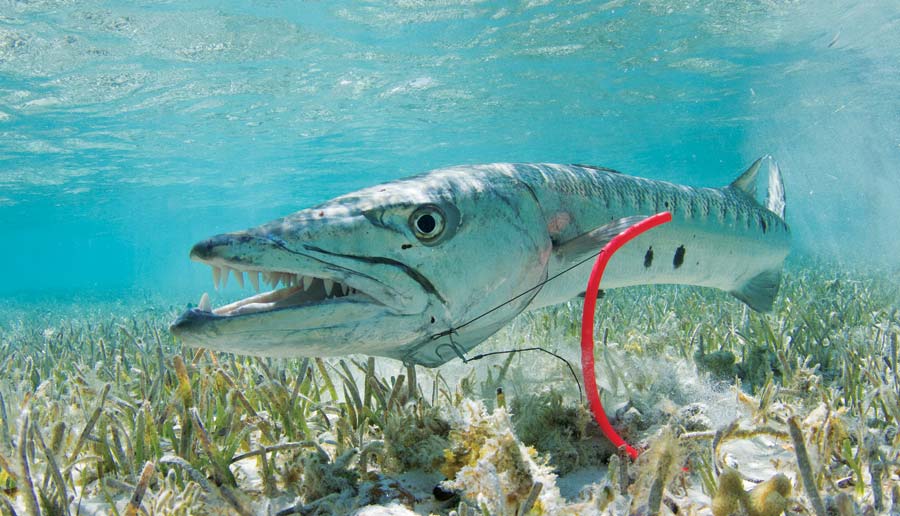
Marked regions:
[2,0,899,301]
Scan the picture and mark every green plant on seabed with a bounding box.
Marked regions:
[0,260,898,515]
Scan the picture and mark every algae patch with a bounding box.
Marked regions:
[509,390,616,475]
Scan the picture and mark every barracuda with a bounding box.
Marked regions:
[170,157,789,367]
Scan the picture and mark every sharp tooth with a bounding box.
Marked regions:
[341,283,349,296]
[221,267,230,288]
[249,271,260,292]
[234,270,245,288]
[212,266,222,290]
[286,275,295,287]
[198,292,211,312]
[323,279,334,296]
[303,275,313,290]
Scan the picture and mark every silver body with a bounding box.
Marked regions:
[171,160,789,367]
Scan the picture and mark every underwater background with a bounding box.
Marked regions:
[3,2,900,516]
[2,0,899,301]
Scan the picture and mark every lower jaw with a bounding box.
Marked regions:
[177,297,394,332]
[192,281,371,318]
[175,312,411,358]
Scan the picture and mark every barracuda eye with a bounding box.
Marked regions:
[409,205,446,241]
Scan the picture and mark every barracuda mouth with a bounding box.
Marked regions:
[192,262,376,318]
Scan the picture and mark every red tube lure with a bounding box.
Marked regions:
[580,211,672,460]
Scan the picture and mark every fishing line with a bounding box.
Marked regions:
[430,216,647,342]
[427,223,638,400]
[428,217,650,398]
[580,211,672,460]
[430,211,672,460]
[460,346,584,405]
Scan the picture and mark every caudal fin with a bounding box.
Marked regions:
[730,269,782,312]
[728,155,787,221]
[765,157,786,219]
[726,156,788,312]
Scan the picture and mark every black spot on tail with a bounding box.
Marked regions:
[644,247,654,268]
[673,245,686,268]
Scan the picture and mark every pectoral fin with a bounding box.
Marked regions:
[554,216,650,265]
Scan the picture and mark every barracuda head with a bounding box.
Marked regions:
[170,166,551,366]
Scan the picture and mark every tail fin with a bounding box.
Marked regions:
[730,269,782,312]
[728,155,787,220]
[727,156,788,312]
[765,157,786,219]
